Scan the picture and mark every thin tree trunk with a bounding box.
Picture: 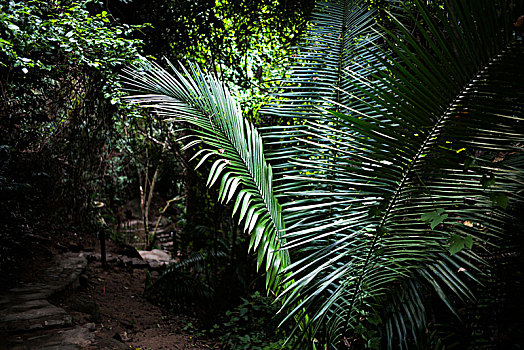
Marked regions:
[100,229,106,268]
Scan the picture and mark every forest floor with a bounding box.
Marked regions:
[59,255,214,349]
[0,233,218,350]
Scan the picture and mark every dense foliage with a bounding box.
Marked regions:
[105,0,314,120]
[0,0,147,281]
[0,0,145,220]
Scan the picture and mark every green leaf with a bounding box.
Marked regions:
[368,205,382,218]
[490,192,509,209]
[464,157,476,170]
[449,235,474,255]
[421,209,448,230]
[464,235,473,250]
[449,235,465,255]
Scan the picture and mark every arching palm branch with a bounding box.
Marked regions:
[121,62,289,293]
[122,0,524,348]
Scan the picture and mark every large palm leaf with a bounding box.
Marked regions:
[122,0,524,348]
[120,62,289,292]
[262,0,524,347]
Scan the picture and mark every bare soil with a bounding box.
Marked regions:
[52,257,219,350]
[0,202,225,350]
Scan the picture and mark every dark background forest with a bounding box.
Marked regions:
[1,0,524,349]
[1,0,315,348]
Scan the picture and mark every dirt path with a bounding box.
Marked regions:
[64,260,214,350]
[1,250,217,349]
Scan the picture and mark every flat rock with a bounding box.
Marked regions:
[12,292,52,302]
[11,300,50,312]
[80,252,119,264]
[138,249,172,261]
[8,284,46,293]
[8,326,94,350]
[137,249,174,269]
[80,252,156,270]
[1,302,72,332]
[121,256,149,269]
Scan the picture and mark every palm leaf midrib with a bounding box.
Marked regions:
[161,71,278,227]
[123,62,288,288]
[341,21,518,337]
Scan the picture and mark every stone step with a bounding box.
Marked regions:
[1,300,72,333]
[0,253,87,336]
[7,325,94,350]
[157,237,172,244]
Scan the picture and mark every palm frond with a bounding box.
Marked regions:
[165,250,229,274]
[120,62,289,293]
[147,250,229,304]
[263,0,524,347]
[121,0,524,348]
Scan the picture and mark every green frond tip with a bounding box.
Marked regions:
[120,60,290,293]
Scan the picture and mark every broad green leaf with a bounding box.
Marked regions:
[481,174,496,188]
[449,235,465,255]
[490,192,509,209]
[421,209,448,230]
[464,235,473,250]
